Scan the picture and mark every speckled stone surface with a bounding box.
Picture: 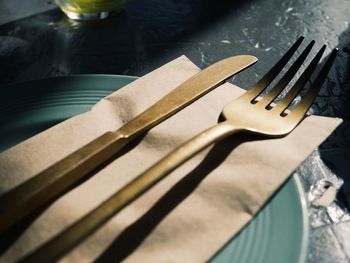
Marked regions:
[0,0,349,262]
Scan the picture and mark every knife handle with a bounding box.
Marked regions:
[0,131,131,234]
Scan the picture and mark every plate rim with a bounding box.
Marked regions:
[292,173,309,263]
[2,74,139,88]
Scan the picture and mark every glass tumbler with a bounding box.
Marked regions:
[55,0,125,20]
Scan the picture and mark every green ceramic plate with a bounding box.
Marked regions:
[0,75,308,263]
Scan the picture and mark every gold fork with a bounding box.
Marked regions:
[21,38,338,263]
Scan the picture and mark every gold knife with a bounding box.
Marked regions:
[0,55,257,234]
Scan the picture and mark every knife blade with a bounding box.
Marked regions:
[0,55,257,234]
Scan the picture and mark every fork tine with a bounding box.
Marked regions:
[244,36,304,101]
[259,41,315,108]
[289,48,338,119]
[274,44,326,113]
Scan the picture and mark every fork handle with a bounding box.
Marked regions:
[0,131,133,234]
[20,121,239,263]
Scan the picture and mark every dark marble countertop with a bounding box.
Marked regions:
[1,0,349,262]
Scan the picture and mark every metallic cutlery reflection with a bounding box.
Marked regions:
[20,37,338,262]
[0,54,257,234]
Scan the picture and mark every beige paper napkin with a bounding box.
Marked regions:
[0,56,342,262]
